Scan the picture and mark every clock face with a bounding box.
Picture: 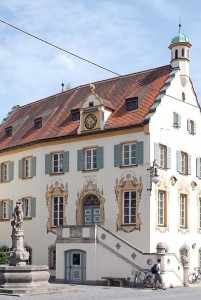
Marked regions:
[84,113,97,129]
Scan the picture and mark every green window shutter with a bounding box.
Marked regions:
[187,119,190,131]
[173,112,178,126]
[196,158,201,178]
[9,200,14,219]
[19,159,23,179]
[77,150,84,171]
[31,197,36,217]
[154,143,159,163]
[167,147,171,169]
[178,114,181,127]
[97,147,104,169]
[9,161,14,181]
[136,141,144,165]
[188,155,191,175]
[114,144,121,167]
[176,150,182,173]
[45,154,52,174]
[63,151,69,172]
[31,157,36,177]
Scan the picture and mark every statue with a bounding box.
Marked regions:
[11,201,24,229]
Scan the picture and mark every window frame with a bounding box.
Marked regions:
[122,143,137,166]
[180,194,188,229]
[181,152,188,175]
[22,198,32,218]
[23,157,32,178]
[158,191,167,227]
[84,148,97,170]
[125,98,138,112]
[2,200,9,220]
[1,162,9,182]
[122,190,137,225]
[52,152,64,174]
[52,196,64,227]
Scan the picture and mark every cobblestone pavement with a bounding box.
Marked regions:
[1,283,201,300]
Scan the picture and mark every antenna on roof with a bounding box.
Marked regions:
[61,82,64,93]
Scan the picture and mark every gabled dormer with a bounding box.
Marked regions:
[77,83,114,134]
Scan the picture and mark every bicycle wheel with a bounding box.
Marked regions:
[188,274,195,284]
[133,276,138,287]
[145,275,154,288]
[196,274,201,283]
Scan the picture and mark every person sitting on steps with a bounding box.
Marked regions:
[152,258,166,290]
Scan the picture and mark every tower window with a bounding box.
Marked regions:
[182,92,185,101]
[181,48,185,57]
[175,49,178,59]
[89,102,94,107]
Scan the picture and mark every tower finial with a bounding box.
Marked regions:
[179,18,181,33]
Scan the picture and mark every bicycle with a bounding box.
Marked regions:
[133,269,154,288]
[188,267,201,284]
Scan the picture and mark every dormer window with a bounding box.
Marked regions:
[71,109,80,121]
[126,97,138,112]
[34,117,42,129]
[89,102,94,107]
[5,126,12,137]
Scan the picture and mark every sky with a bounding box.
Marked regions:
[0,0,201,123]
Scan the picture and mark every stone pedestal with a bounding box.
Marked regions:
[0,265,50,294]
[10,228,29,266]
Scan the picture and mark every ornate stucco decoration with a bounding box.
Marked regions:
[115,173,143,232]
[179,243,190,264]
[76,178,105,225]
[46,180,68,234]
[155,176,169,233]
[178,180,190,234]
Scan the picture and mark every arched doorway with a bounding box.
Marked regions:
[83,195,100,225]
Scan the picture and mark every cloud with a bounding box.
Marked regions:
[54,54,75,71]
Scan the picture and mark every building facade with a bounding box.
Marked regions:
[0,28,201,287]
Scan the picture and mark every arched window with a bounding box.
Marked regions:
[181,48,185,57]
[175,49,178,59]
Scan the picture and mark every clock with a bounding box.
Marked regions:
[84,113,97,129]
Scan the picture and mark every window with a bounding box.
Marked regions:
[175,49,178,59]
[123,191,136,225]
[52,196,63,227]
[180,194,188,228]
[53,153,63,173]
[77,147,103,171]
[0,200,13,220]
[45,152,69,174]
[21,197,36,219]
[34,117,42,129]
[123,143,136,166]
[181,48,185,57]
[187,119,196,135]
[19,157,36,179]
[154,143,171,169]
[177,150,191,175]
[173,112,181,128]
[71,109,80,121]
[5,126,12,137]
[0,161,14,182]
[125,98,138,112]
[196,158,201,178]
[158,191,167,226]
[22,198,31,218]
[182,92,185,101]
[1,162,9,181]
[114,141,143,167]
[48,245,56,270]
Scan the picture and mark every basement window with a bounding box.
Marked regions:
[34,117,42,129]
[125,98,138,111]
[5,126,12,137]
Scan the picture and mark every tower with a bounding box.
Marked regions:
[169,24,192,86]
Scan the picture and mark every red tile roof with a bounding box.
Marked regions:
[0,64,172,151]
